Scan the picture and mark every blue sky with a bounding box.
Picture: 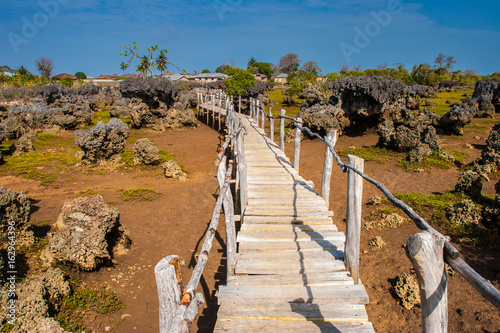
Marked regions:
[0,0,499,77]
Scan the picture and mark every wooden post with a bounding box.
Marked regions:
[155,255,182,333]
[406,231,448,333]
[269,107,274,142]
[206,95,209,124]
[294,118,302,172]
[217,156,237,277]
[345,155,364,284]
[280,109,285,152]
[238,96,241,113]
[237,132,248,215]
[322,130,337,211]
[260,100,265,129]
[212,96,215,129]
[256,99,260,125]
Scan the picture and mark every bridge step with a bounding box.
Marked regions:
[217,302,368,322]
[238,240,345,253]
[242,216,333,224]
[227,272,354,286]
[244,210,329,217]
[235,253,345,275]
[237,231,345,243]
[214,319,375,332]
[240,224,337,232]
[217,285,369,305]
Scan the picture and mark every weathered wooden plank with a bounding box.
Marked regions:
[237,231,345,243]
[217,302,368,322]
[245,207,328,217]
[240,224,337,232]
[218,285,369,305]
[227,271,353,287]
[235,257,346,275]
[237,250,344,261]
[242,216,333,224]
[238,240,344,253]
[214,319,375,332]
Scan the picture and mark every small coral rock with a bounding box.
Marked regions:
[163,160,187,181]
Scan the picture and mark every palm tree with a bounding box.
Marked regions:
[247,57,257,69]
[17,66,30,76]
[120,62,128,73]
[136,56,152,77]
[155,50,169,75]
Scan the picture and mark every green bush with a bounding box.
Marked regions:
[75,72,87,79]
[60,77,74,87]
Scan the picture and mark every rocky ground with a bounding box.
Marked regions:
[0,79,499,332]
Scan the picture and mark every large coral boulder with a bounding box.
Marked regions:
[439,104,477,135]
[133,138,162,165]
[74,118,129,163]
[472,78,500,116]
[0,185,30,233]
[0,268,70,332]
[44,196,130,270]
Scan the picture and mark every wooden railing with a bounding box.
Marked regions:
[245,97,500,332]
[156,92,500,332]
[154,92,246,333]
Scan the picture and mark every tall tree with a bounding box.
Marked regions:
[136,56,152,77]
[434,53,446,68]
[247,57,257,68]
[278,53,300,74]
[155,49,168,75]
[120,43,180,76]
[16,66,30,76]
[445,56,456,70]
[301,61,321,75]
[35,57,54,79]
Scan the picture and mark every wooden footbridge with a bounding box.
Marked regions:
[154,91,500,333]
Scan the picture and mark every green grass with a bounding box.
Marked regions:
[425,90,474,115]
[86,111,112,127]
[397,150,469,172]
[119,187,163,202]
[392,192,466,225]
[0,133,80,184]
[338,146,402,164]
[2,150,80,184]
[55,285,123,333]
[76,189,100,197]
[398,152,454,171]
[445,149,471,163]
[463,124,488,133]
[267,89,302,121]
[439,135,467,141]
[477,118,499,124]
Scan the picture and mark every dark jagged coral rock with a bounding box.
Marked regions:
[74,118,129,163]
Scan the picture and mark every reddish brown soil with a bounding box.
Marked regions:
[2,115,500,333]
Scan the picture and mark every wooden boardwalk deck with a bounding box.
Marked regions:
[214,115,374,332]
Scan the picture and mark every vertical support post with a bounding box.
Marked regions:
[155,255,182,333]
[238,96,241,114]
[406,232,448,333]
[260,100,265,129]
[322,130,337,210]
[280,109,285,152]
[237,132,247,216]
[269,107,274,142]
[345,155,364,284]
[256,99,260,125]
[294,118,302,171]
[217,156,237,278]
[211,95,215,129]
